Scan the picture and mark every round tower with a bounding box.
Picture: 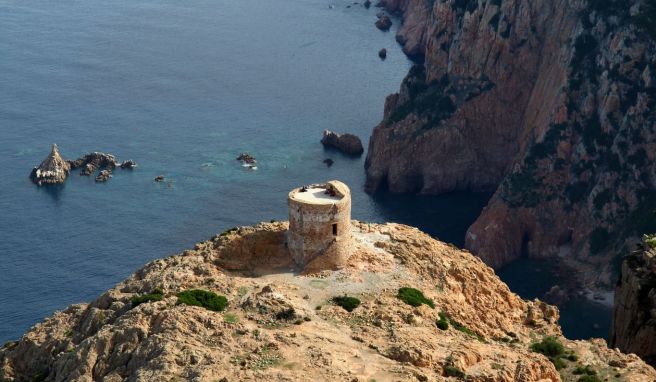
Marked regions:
[287,180,352,270]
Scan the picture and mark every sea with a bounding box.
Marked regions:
[0,0,610,344]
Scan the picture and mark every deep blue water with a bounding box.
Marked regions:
[0,0,610,345]
[497,258,613,340]
[0,0,493,343]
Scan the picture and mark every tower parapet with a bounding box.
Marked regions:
[287,180,352,271]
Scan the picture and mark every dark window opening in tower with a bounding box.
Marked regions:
[332,223,338,236]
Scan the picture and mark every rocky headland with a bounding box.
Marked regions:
[610,237,656,366]
[1,222,655,381]
[364,0,656,290]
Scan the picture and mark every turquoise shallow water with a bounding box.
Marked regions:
[0,0,492,342]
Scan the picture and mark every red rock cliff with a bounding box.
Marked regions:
[365,0,656,287]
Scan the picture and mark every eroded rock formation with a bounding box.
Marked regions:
[321,130,364,156]
[30,144,71,185]
[1,222,655,381]
[611,241,656,366]
[30,146,136,185]
[365,0,656,288]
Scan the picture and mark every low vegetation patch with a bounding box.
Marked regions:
[332,296,361,312]
[443,365,465,378]
[436,312,449,330]
[177,289,227,312]
[531,336,573,370]
[573,365,597,376]
[131,288,164,308]
[577,376,602,382]
[224,313,239,324]
[397,287,435,308]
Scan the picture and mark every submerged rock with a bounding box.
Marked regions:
[378,48,387,60]
[364,0,371,9]
[236,152,257,165]
[154,175,165,182]
[323,158,334,167]
[321,130,364,156]
[30,144,71,186]
[120,160,137,169]
[375,15,392,31]
[95,170,112,183]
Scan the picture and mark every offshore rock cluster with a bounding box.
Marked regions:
[30,144,136,185]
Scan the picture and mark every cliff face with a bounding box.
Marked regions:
[365,0,656,287]
[2,222,654,381]
[610,244,656,366]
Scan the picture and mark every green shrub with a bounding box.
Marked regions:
[436,312,449,330]
[643,234,656,249]
[224,313,239,324]
[443,365,465,378]
[531,336,565,358]
[577,376,602,382]
[131,288,164,307]
[573,365,597,375]
[275,308,296,320]
[397,287,435,308]
[567,353,579,361]
[332,296,361,312]
[552,357,567,370]
[450,318,485,342]
[177,289,227,312]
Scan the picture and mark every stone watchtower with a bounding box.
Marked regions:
[287,180,353,271]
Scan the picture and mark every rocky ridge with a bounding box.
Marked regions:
[364,0,656,289]
[1,222,654,381]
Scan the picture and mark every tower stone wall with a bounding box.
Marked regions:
[287,180,352,270]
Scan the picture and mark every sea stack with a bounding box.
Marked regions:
[30,144,71,186]
[321,130,364,156]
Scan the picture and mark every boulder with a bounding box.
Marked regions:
[321,130,364,156]
[120,160,137,169]
[375,15,392,31]
[95,170,112,182]
[236,152,256,165]
[30,144,71,185]
[378,48,387,60]
[364,0,371,8]
[154,175,165,182]
[323,158,334,167]
[69,152,118,174]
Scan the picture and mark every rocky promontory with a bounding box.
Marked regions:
[610,238,656,366]
[364,0,656,289]
[1,222,654,381]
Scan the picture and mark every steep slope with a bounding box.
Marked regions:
[365,0,656,287]
[1,222,654,381]
[610,241,656,366]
